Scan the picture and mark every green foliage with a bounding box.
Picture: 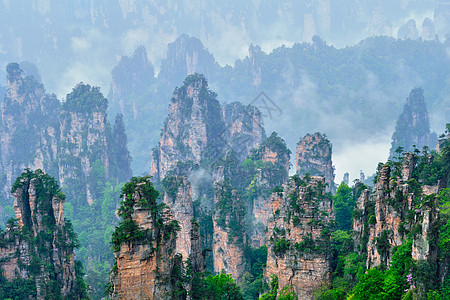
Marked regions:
[111,176,179,252]
[352,268,385,300]
[110,219,146,252]
[375,230,391,259]
[118,176,160,219]
[259,275,278,300]
[333,182,354,231]
[0,276,36,300]
[63,83,107,113]
[0,170,88,299]
[439,189,450,258]
[259,275,297,300]
[250,132,291,161]
[273,238,290,256]
[202,272,244,300]
[214,179,245,243]
[162,175,183,201]
[241,246,268,299]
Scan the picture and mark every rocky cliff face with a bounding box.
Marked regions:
[158,35,218,89]
[0,64,133,297]
[0,64,132,214]
[389,88,437,159]
[0,169,87,299]
[151,74,297,287]
[0,63,60,196]
[213,180,246,281]
[353,153,440,268]
[151,73,265,182]
[150,74,225,180]
[59,83,111,205]
[221,102,265,161]
[296,132,335,193]
[110,177,184,299]
[109,46,155,118]
[265,175,334,299]
[163,175,194,260]
[248,132,291,247]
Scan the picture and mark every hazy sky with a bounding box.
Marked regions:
[0,0,447,183]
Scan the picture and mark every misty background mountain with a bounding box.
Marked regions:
[1,0,449,183]
[0,2,450,299]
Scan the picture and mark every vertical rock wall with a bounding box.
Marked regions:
[0,170,85,299]
[296,133,335,193]
[110,178,183,299]
[353,153,440,268]
[265,176,334,299]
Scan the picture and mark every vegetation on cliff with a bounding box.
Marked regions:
[63,83,108,113]
[315,124,450,299]
[111,176,180,252]
[0,169,89,299]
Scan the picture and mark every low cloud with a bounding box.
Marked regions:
[333,131,393,184]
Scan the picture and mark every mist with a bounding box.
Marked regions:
[1,2,450,298]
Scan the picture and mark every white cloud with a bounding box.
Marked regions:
[333,131,392,184]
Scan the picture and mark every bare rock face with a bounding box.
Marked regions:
[353,153,440,268]
[110,177,183,299]
[150,73,265,181]
[163,175,194,260]
[58,83,110,205]
[265,175,334,299]
[296,132,335,193]
[150,74,225,180]
[0,63,60,195]
[221,102,265,161]
[248,132,291,247]
[213,180,246,281]
[0,169,86,299]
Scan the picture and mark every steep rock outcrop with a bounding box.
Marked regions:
[158,34,218,89]
[0,169,87,299]
[213,180,246,281]
[0,63,60,194]
[109,46,155,118]
[110,177,183,299]
[353,153,440,268]
[296,132,335,193]
[151,73,265,181]
[0,63,132,215]
[265,175,334,299]
[247,132,291,247]
[150,74,225,180]
[163,175,194,260]
[389,88,437,159]
[221,102,265,161]
[112,113,132,183]
[59,83,131,206]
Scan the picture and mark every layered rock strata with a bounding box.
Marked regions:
[353,153,440,267]
[0,169,85,299]
[150,73,265,181]
[110,177,183,299]
[265,175,334,299]
[296,132,335,193]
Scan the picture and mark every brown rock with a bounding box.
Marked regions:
[265,175,333,299]
[110,178,183,299]
[0,170,82,299]
[296,133,335,193]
